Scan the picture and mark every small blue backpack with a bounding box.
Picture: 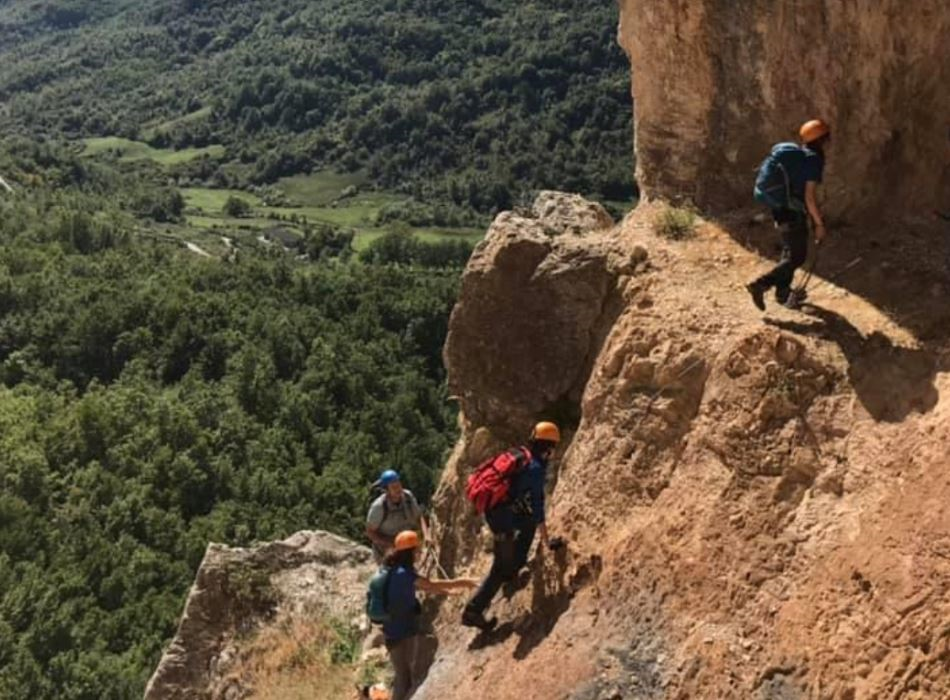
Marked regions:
[754,142,807,212]
[366,567,392,624]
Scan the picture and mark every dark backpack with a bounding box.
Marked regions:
[754,142,807,212]
[465,447,532,515]
[366,567,392,624]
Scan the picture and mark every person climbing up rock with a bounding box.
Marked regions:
[374,531,477,700]
[461,421,564,631]
[366,470,429,562]
[748,119,831,310]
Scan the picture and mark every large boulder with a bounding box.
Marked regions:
[443,192,623,437]
[144,531,374,700]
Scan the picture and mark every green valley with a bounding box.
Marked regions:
[0,0,633,697]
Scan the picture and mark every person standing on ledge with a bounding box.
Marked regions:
[366,470,429,562]
[377,531,477,700]
[748,119,831,310]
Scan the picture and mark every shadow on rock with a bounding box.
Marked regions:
[765,304,938,422]
[733,215,950,344]
[413,631,440,691]
[466,620,517,651]
[512,545,572,660]
[465,544,574,657]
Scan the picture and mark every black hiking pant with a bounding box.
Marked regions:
[465,505,536,614]
[754,212,809,301]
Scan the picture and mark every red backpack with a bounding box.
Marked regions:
[465,447,532,514]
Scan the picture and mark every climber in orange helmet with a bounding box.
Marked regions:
[748,119,831,310]
[462,421,566,631]
[374,531,477,700]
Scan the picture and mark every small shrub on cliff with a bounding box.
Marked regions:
[654,206,697,240]
[226,566,280,622]
[328,619,363,665]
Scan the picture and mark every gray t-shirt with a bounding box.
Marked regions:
[366,490,423,541]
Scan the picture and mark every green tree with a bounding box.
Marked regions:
[222,196,252,218]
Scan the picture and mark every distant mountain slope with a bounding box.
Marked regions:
[0,0,634,211]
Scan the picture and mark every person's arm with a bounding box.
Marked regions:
[529,463,549,547]
[365,526,392,552]
[416,576,478,595]
[805,181,826,241]
[365,500,393,551]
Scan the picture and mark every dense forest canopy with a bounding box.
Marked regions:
[0,142,461,697]
[0,0,634,697]
[0,0,634,213]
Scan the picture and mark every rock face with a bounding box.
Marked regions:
[148,193,950,699]
[413,198,950,700]
[617,1,950,218]
[144,531,374,700]
[443,191,622,436]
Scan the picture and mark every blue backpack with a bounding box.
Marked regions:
[754,143,807,212]
[366,567,392,624]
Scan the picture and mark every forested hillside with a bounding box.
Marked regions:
[0,0,634,214]
[0,143,461,697]
[0,1,633,696]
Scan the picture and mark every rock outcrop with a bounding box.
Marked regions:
[413,197,950,700]
[145,531,375,700]
[148,171,950,700]
[618,1,950,219]
[444,191,622,435]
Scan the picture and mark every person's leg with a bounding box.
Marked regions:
[749,211,789,309]
[465,532,514,613]
[512,520,537,572]
[778,216,809,303]
[387,638,414,700]
[405,634,426,697]
[771,216,809,302]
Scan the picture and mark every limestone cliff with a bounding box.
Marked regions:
[148,189,950,700]
[414,196,950,700]
[617,0,950,219]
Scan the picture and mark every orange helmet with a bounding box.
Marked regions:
[800,119,830,144]
[531,421,561,443]
[394,531,420,552]
[369,684,391,700]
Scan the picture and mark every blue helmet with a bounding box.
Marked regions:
[376,469,400,488]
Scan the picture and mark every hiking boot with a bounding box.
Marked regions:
[746,282,766,311]
[461,608,497,632]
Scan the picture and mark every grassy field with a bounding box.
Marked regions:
[183,187,261,212]
[277,172,367,206]
[82,137,225,165]
[352,227,484,252]
[181,172,486,251]
[269,193,403,229]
